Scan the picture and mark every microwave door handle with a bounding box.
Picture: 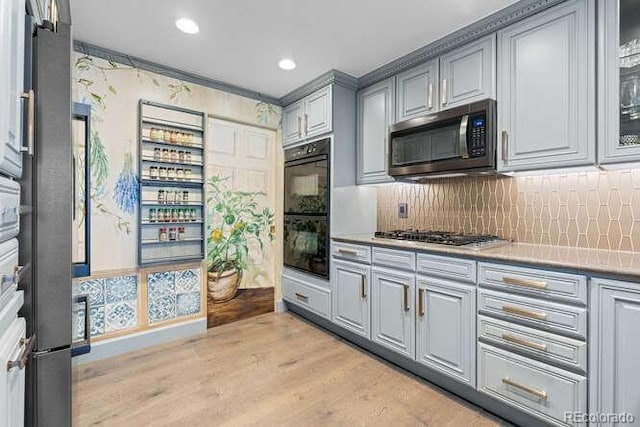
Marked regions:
[459,115,470,159]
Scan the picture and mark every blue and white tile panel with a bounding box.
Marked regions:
[147,268,201,324]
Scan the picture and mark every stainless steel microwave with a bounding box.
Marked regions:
[388,99,496,179]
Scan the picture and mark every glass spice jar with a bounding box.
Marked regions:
[178,209,185,222]
[176,168,184,181]
[164,209,171,222]
[150,166,159,180]
[170,149,177,162]
[178,227,185,240]
[153,147,161,161]
[168,227,177,241]
[167,168,176,180]
[149,209,157,223]
[185,151,192,162]
[171,209,179,222]
[165,190,174,204]
[178,150,185,162]
[184,169,192,181]
[159,227,168,242]
[182,191,189,204]
[162,148,170,161]
[191,208,197,221]
[170,131,178,144]
[158,167,167,180]
[157,189,165,204]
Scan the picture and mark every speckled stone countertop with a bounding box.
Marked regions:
[332,234,640,281]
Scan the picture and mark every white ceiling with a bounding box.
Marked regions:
[70,0,518,99]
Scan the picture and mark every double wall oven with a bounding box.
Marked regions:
[283,139,330,278]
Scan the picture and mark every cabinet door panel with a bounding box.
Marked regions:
[282,101,304,146]
[498,0,595,171]
[440,34,496,110]
[371,268,414,358]
[304,86,332,139]
[331,260,370,338]
[396,60,439,122]
[591,278,640,425]
[416,276,476,387]
[357,78,395,184]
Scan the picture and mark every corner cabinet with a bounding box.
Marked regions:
[439,34,496,111]
[396,59,439,122]
[282,86,332,146]
[331,259,371,338]
[416,276,476,387]
[497,0,596,172]
[357,78,395,184]
[598,0,640,164]
[590,278,640,426]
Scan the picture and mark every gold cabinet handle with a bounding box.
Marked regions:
[502,377,548,400]
[502,333,548,352]
[304,113,309,135]
[295,292,308,302]
[20,90,35,155]
[427,83,433,109]
[503,277,548,290]
[418,288,425,317]
[501,130,508,162]
[7,335,35,371]
[403,284,410,312]
[337,249,358,256]
[361,274,367,299]
[502,305,548,321]
[297,116,302,138]
[441,78,447,106]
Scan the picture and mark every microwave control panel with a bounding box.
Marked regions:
[469,115,486,157]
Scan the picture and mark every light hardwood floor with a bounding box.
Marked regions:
[73,312,502,426]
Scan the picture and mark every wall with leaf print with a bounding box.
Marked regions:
[72,53,282,273]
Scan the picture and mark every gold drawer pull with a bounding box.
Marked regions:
[337,249,358,256]
[502,305,548,321]
[502,334,548,352]
[295,293,308,302]
[503,277,548,290]
[403,284,410,312]
[361,275,367,299]
[418,288,425,317]
[502,377,548,400]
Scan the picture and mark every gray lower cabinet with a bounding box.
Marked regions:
[590,278,640,426]
[357,77,395,184]
[331,259,371,338]
[371,267,415,358]
[439,34,496,110]
[416,275,476,387]
[497,0,595,172]
[396,59,439,122]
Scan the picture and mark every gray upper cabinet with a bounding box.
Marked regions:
[439,34,496,110]
[598,0,640,164]
[331,259,371,338]
[282,86,333,147]
[357,77,395,184]
[371,267,415,358]
[282,100,305,146]
[416,276,476,387]
[396,59,439,122]
[590,278,640,426]
[497,0,595,172]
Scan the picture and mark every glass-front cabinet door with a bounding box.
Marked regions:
[600,0,640,163]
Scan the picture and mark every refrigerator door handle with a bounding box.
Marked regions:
[7,334,36,371]
[71,294,91,357]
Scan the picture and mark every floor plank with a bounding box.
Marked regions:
[73,312,502,426]
[207,287,274,328]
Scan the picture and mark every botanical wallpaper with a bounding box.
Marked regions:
[72,53,281,272]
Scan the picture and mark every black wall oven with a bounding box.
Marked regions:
[283,139,330,278]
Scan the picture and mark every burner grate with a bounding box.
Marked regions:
[374,230,504,247]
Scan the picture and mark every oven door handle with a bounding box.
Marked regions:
[459,115,470,159]
[284,154,328,168]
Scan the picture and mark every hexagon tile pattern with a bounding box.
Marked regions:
[377,169,640,252]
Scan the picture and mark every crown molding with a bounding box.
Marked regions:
[279,69,358,106]
[73,40,281,105]
[357,0,566,88]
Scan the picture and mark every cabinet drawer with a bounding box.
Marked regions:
[478,315,587,373]
[478,289,587,339]
[478,343,586,426]
[372,247,415,272]
[416,253,476,284]
[0,178,19,243]
[332,241,371,264]
[282,276,331,319]
[0,290,23,338]
[478,263,587,305]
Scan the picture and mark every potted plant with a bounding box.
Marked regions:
[206,175,275,303]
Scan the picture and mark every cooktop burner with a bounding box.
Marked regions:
[373,230,507,250]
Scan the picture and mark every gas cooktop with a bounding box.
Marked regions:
[373,230,508,250]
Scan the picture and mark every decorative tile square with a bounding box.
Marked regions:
[176,292,201,316]
[105,301,138,332]
[89,306,105,336]
[148,271,175,299]
[105,275,138,303]
[148,295,176,324]
[175,269,200,294]
[74,279,105,307]
[72,302,86,341]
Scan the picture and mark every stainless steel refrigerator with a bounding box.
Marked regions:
[19,21,72,427]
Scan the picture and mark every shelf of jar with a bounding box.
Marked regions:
[142,117,204,133]
[142,220,203,225]
[141,156,204,167]
[141,202,203,207]
[139,254,204,267]
[141,237,204,245]
[141,138,204,151]
[141,178,203,187]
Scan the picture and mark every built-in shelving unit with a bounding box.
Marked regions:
[138,100,206,266]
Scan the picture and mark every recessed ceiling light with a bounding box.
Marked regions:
[175,18,199,35]
[278,59,296,71]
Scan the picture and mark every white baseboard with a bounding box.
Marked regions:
[72,317,207,366]
[275,299,286,313]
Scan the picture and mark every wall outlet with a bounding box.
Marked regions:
[398,203,408,219]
